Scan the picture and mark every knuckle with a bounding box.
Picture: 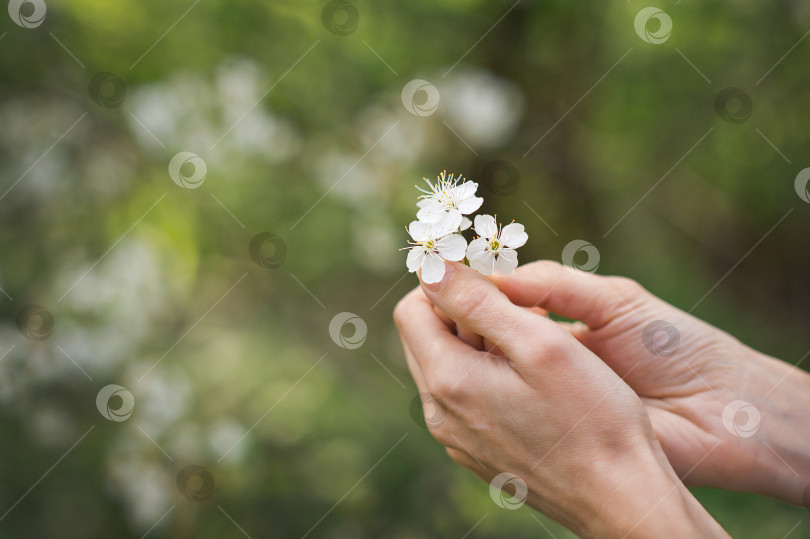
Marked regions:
[445,447,467,465]
[536,330,572,362]
[392,299,408,328]
[607,276,646,298]
[447,282,491,322]
[392,289,419,328]
[425,365,465,402]
[426,420,452,445]
[521,259,561,275]
[426,375,454,401]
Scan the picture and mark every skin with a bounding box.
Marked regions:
[394,260,810,537]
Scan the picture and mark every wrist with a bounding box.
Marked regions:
[740,350,810,505]
[579,440,729,538]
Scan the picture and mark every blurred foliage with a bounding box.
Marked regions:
[1,0,809,537]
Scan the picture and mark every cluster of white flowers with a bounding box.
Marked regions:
[403,171,528,284]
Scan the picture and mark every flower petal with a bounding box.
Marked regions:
[408,220,430,241]
[458,196,484,214]
[421,253,446,284]
[437,210,463,232]
[500,223,528,249]
[416,205,444,224]
[455,181,478,199]
[494,248,518,274]
[473,214,497,239]
[473,251,496,275]
[465,237,488,261]
[436,234,467,261]
[459,216,472,231]
[406,248,425,272]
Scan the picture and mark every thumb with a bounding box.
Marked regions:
[488,260,646,330]
[419,261,571,367]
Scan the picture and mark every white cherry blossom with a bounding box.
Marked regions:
[404,219,467,284]
[466,214,528,275]
[415,171,483,230]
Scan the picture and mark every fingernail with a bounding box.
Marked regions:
[423,262,456,293]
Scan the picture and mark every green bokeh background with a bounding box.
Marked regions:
[1,0,808,537]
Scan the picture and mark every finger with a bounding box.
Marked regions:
[398,333,428,393]
[489,309,551,358]
[433,305,455,331]
[489,260,645,330]
[482,337,506,357]
[433,305,489,351]
[394,286,480,382]
[446,447,484,471]
[419,261,569,368]
[457,327,483,350]
[395,291,431,392]
[527,306,548,317]
[556,320,589,340]
[440,295,540,351]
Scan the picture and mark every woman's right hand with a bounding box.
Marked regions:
[491,261,810,507]
[395,262,729,538]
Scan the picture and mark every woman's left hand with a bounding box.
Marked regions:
[394,261,729,538]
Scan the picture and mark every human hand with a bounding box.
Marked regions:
[394,262,729,538]
[491,260,810,507]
